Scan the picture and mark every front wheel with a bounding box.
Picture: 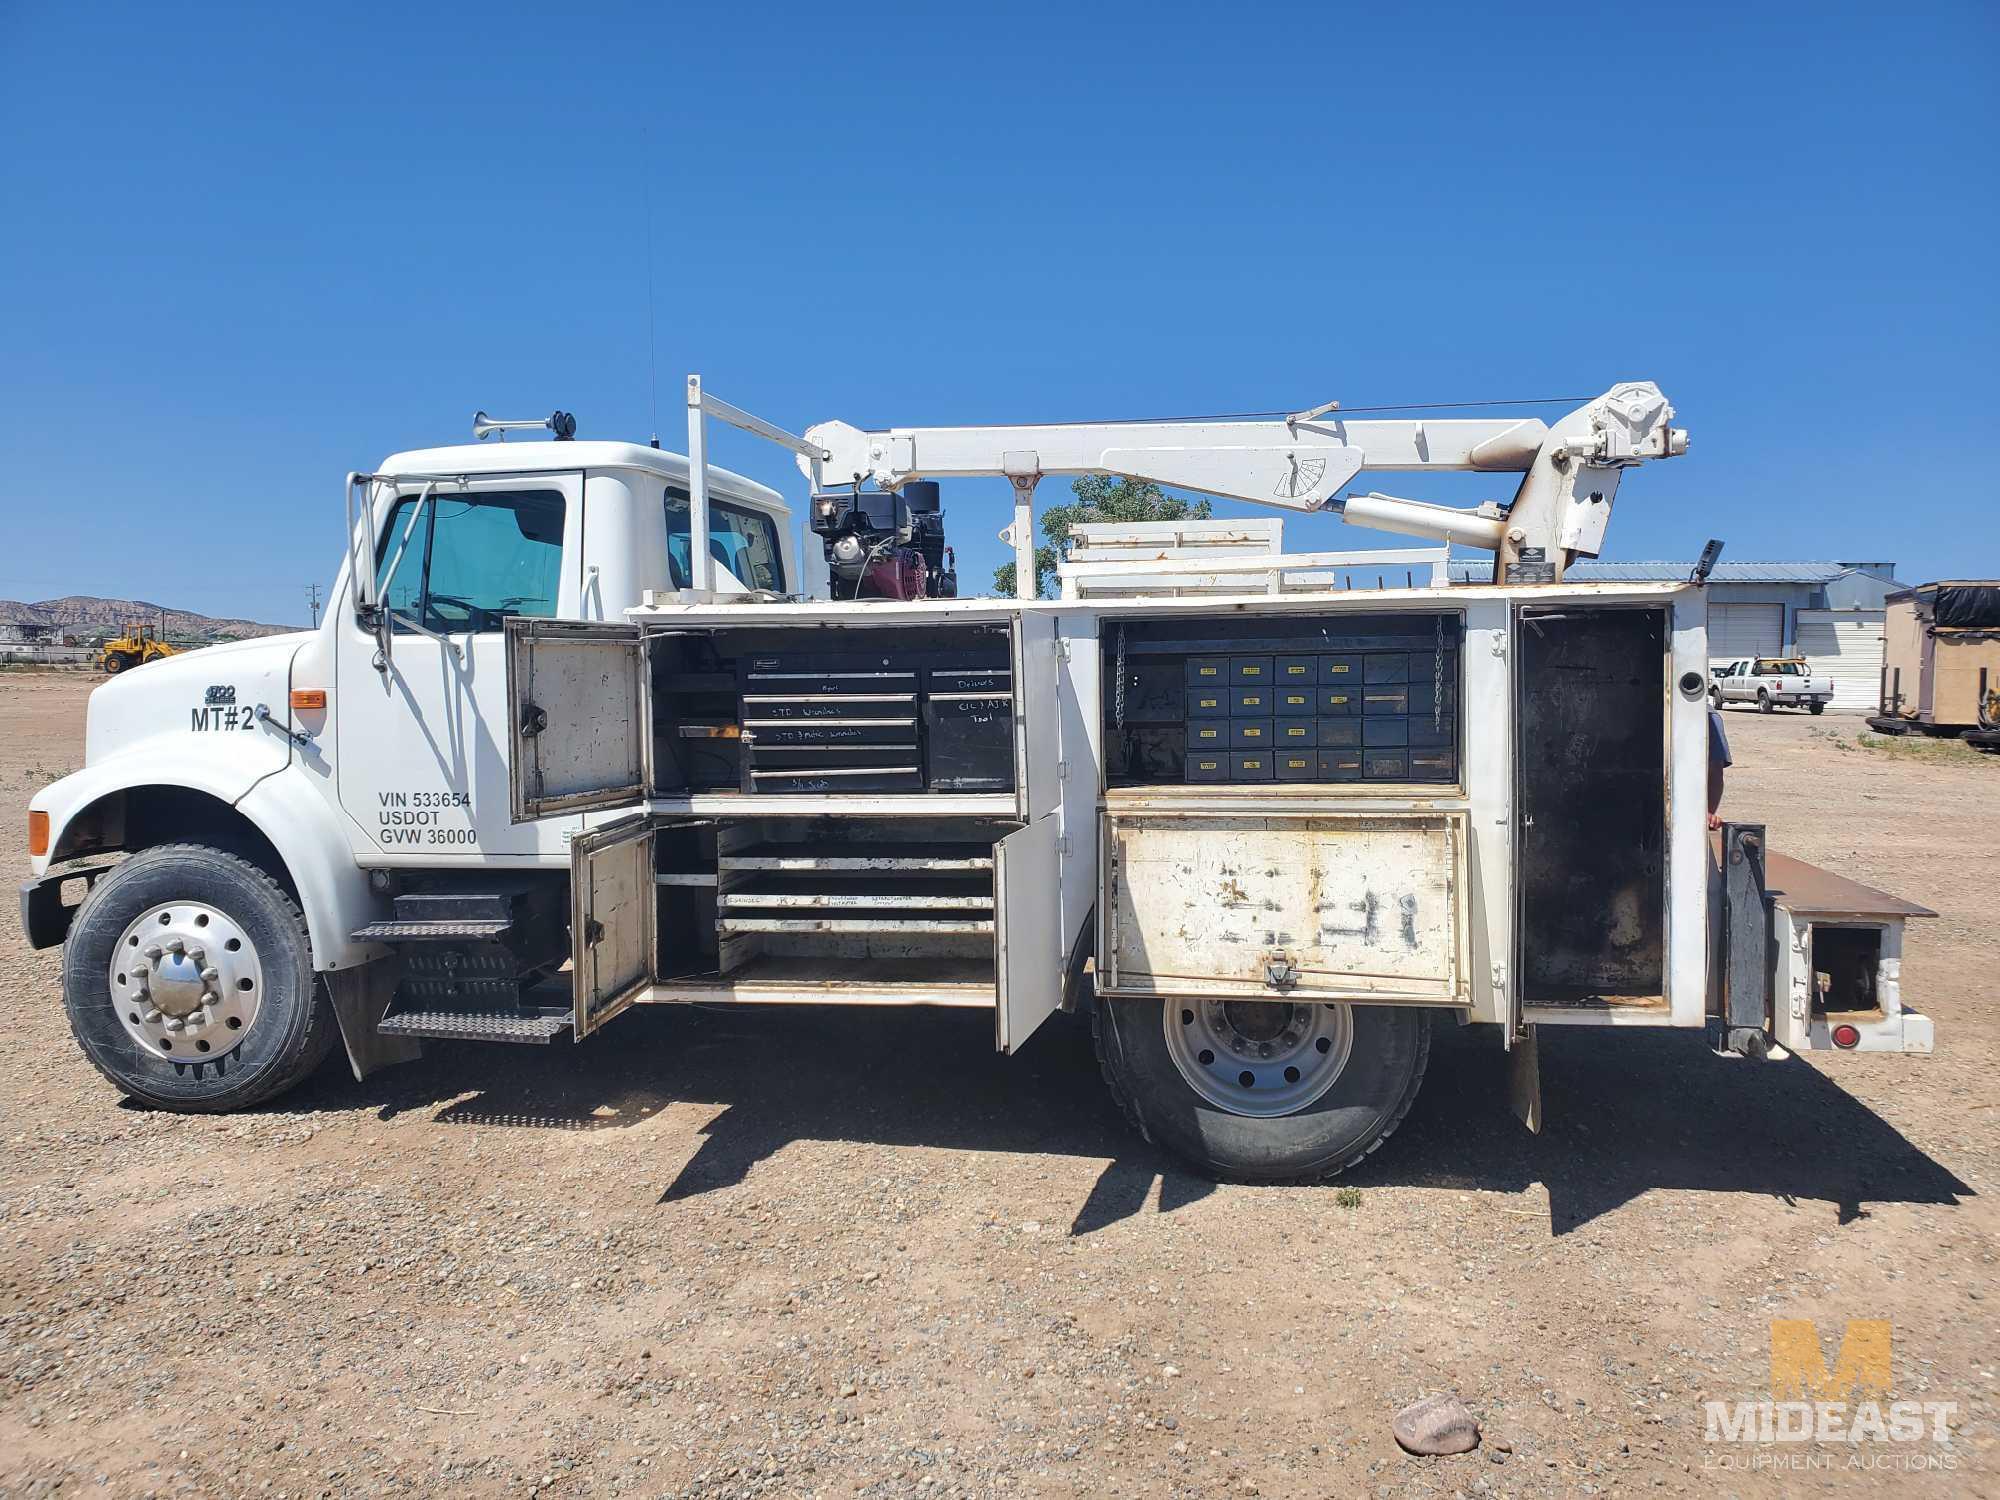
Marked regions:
[1810,700,1826,715]
[62,844,337,1112]
[1094,998,1429,1181]
[1709,687,1723,709]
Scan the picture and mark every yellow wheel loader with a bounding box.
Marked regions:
[97,622,179,675]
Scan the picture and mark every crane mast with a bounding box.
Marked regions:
[801,382,1686,596]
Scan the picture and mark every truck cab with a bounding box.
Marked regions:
[23,439,792,1101]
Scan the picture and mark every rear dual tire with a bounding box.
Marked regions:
[1094,998,1429,1181]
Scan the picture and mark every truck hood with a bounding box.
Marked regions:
[85,632,311,768]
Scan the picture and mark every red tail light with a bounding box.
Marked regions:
[1831,1023,1861,1049]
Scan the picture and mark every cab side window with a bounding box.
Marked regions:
[374,489,565,632]
[664,488,785,592]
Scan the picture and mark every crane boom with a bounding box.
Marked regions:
[802,382,1686,595]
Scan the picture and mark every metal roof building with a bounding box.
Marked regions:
[1446,559,1907,710]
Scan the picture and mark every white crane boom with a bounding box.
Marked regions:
[801,382,1687,596]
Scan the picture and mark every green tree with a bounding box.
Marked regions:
[992,475,1214,598]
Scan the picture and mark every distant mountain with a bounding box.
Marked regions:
[0,595,297,644]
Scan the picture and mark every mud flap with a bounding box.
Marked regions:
[1508,1023,1542,1134]
[1717,821,1772,1057]
[326,956,420,1081]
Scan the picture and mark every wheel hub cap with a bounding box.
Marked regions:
[1162,999,1355,1118]
[109,902,264,1062]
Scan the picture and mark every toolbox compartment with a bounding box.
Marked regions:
[1102,611,1462,789]
[648,623,1020,799]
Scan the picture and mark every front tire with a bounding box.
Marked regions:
[62,844,336,1112]
[1094,998,1429,1181]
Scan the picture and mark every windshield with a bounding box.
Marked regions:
[664,488,784,591]
[374,489,565,632]
[1756,659,1803,675]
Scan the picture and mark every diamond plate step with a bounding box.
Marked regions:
[376,1009,572,1043]
[351,919,514,942]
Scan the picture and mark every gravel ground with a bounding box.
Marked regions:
[1,671,1994,1498]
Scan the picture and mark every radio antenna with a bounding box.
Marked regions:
[644,130,661,449]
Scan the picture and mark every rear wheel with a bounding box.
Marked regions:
[1758,688,1773,713]
[62,844,336,1112]
[102,652,133,675]
[1810,700,1825,715]
[1094,998,1429,1181]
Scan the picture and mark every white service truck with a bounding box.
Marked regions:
[21,380,1935,1180]
[1711,656,1833,713]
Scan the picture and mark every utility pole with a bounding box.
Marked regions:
[306,583,322,628]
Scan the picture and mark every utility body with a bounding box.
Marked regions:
[21,381,1936,1177]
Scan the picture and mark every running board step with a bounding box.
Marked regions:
[376,1008,572,1043]
[352,918,513,942]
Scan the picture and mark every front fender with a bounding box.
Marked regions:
[30,757,387,974]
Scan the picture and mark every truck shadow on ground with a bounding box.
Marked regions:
[327,1006,1969,1237]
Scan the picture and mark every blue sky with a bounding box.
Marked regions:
[2,1,1993,625]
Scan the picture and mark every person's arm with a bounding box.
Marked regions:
[1707,708,1731,829]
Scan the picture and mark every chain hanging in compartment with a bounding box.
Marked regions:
[1433,615,1445,734]
[1115,625,1128,731]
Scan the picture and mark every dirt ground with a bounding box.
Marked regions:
[1,670,1994,1499]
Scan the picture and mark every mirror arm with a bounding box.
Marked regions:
[383,609,462,663]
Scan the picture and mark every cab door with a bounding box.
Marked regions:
[335,474,585,859]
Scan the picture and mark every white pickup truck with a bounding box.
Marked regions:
[1710,657,1831,713]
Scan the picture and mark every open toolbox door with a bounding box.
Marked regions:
[570,814,658,1038]
[506,619,648,821]
[994,815,1063,1053]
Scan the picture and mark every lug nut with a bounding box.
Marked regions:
[200,968,219,984]
[166,937,186,955]
[144,945,163,960]
[144,1009,163,1023]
